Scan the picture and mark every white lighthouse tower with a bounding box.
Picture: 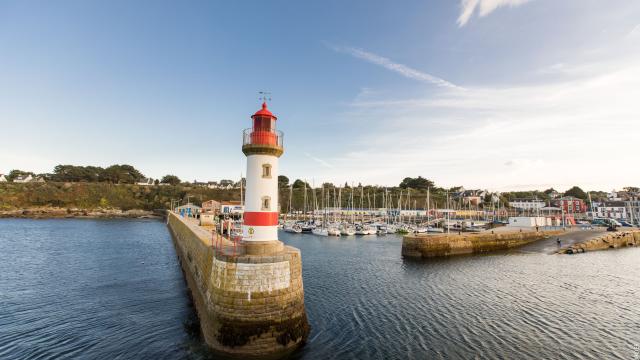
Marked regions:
[241,102,284,245]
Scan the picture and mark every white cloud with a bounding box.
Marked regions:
[628,23,640,39]
[458,0,532,27]
[328,51,640,191]
[327,44,463,90]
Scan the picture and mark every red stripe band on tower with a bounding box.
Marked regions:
[243,212,279,226]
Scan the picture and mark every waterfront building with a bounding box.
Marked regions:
[201,199,221,214]
[508,198,545,211]
[626,200,640,225]
[174,204,201,217]
[552,197,587,214]
[0,174,8,182]
[592,201,628,220]
[220,200,243,215]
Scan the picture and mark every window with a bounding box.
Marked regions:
[262,164,272,178]
[262,196,271,211]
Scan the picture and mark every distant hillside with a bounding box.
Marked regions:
[0,183,241,211]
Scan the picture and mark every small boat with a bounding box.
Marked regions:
[312,227,329,236]
[414,227,429,234]
[327,227,341,236]
[284,224,302,233]
[340,224,356,236]
[355,224,377,235]
[427,226,445,233]
[300,223,315,233]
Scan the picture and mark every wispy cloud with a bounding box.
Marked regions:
[327,43,463,90]
[458,0,532,27]
[304,152,334,169]
[628,23,640,39]
[335,53,640,191]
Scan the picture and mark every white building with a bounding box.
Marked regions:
[220,201,244,215]
[136,178,155,186]
[607,190,622,201]
[0,174,7,182]
[593,201,628,220]
[508,199,545,210]
[13,174,33,183]
[508,216,551,227]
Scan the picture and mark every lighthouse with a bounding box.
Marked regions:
[242,102,283,245]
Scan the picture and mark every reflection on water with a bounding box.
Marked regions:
[0,219,639,359]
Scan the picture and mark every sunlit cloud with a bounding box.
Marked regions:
[332,53,640,191]
[458,0,532,27]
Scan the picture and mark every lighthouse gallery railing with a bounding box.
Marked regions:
[242,128,284,148]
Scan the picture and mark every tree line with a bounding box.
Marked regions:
[4,165,183,186]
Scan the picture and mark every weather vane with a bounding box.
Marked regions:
[258,91,272,103]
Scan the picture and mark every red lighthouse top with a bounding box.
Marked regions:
[251,102,277,120]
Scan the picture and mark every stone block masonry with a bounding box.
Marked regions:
[167,212,309,357]
[402,229,565,258]
[559,230,640,254]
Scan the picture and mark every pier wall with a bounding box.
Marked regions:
[402,230,564,258]
[167,212,309,357]
[560,230,640,254]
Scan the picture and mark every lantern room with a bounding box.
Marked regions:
[251,102,277,131]
[242,102,284,156]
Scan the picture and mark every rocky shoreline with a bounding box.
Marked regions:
[0,207,164,219]
[559,230,640,254]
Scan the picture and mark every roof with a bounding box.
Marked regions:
[221,201,242,205]
[251,102,277,120]
[600,201,626,207]
[176,204,201,209]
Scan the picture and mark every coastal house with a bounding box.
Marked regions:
[0,174,7,182]
[552,197,587,214]
[13,174,33,183]
[219,180,235,190]
[202,199,221,214]
[207,181,218,189]
[508,198,545,211]
[175,204,201,218]
[136,178,155,186]
[220,201,244,215]
[592,201,628,221]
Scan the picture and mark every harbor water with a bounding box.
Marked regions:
[0,218,639,359]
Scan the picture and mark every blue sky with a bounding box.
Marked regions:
[1,0,639,191]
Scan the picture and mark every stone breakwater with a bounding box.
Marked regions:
[402,229,565,258]
[559,230,640,254]
[167,212,309,358]
[0,207,159,219]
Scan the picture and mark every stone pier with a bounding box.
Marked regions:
[559,230,640,254]
[402,229,565,258]
[167,212,309,357]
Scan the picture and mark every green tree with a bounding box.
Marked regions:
[399,176,435,190]
[278,175,289,188]
[161,175,181,186]
[623,186,639,193]
[8,169,35,181]
[292,179,309,189]
[564,186,587,200]
[102,164,144,184]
